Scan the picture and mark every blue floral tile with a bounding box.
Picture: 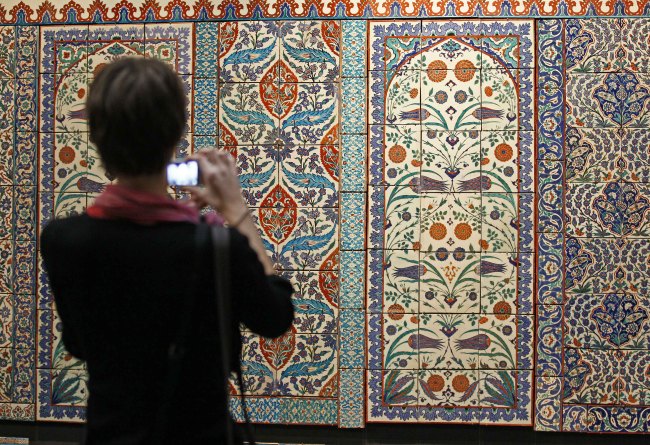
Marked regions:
[218,82,280,146]
[229,397,280,423]
[340,309,364,369]
[36,368,87,421]
[565,182,650,238]
[279,83,339,147]
[621,19,650,73]
[276,207,338,271]
[0,133,13,186]
[15,77,38,134]
[279,145,338,208]
[535,376,562,431]
[235,145,279,207]
[86,25,145,75]
[567,72,650,128]
[279,398,338,424]
[14,132,37,187]
[340,250,365,309]
[193,77,218,136]
[279,270,338,334]
[565,127,620,183]
[368,21,421,72]
[479,370,532,425]
[565,19,622,73]
[218,21,280,83]
[144,23,193,75]
[367,369,419,422]
[339,368,364,427]
[195,22,219,78]
[562,348,619,405]
[39,26,89,74]
[620,128,650,182]
[0,27,16,78]
[564,238,650,296]
[537,232,564,305]
[618,350,650,405]
[341,192,365,251]
[564,293,650,350]
[12,186,36,241]
[341,134,366,193]
[342,21,366,78]
[536,304,563,378]
[280,21,340,83]
[0,187,12,236]
[275,333,338,398]
[341,77,366,135]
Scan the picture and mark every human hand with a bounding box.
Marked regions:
[184,149,248,223]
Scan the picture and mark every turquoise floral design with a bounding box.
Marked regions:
[593,72,650,126]
[591,292,649,347]
[592,182,650,236]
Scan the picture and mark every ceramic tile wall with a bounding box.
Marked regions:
[535,19,650,433]
[0,6,649,435]
[365,19,535,425]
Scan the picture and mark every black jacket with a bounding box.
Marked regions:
[40,214,294,444]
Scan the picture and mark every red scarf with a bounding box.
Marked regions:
[87,184,223,225]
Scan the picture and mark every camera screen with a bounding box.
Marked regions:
[167,160,199,187]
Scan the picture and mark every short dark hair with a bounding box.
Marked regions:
[87,57,186,177]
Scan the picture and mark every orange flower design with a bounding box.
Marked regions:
[452,374,470,392]
[479,239,489,250]
[480,157,490,166]
[427,60,447,82]
[429,223,447,240]
[77,88,85,99]
[494,301,512,320]
[495,143,513,162]
[427,374,445,392]
[484,86,493,97]
[455,60,476,82]
[58,146,76,164]
[410,88,419,98]
[387,303,405,320]
[494,143,512,162]
[388,145,407,163]
[454,223,472,240]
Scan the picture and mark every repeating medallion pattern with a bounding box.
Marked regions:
[366,20,534,425]
[536,18,650,433]
[216,20,342,425]
[0,10,648,434]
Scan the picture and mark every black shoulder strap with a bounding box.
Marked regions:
[211,226,255,445]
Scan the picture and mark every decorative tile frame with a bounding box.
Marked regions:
[0,11,648,435]
[366,19,534,425]
[0,25,38,422]
[196,20,346,426]
[535,18,650,433]
[1,0,650,25]
[35,23,194,422]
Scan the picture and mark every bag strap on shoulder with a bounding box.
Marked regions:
[211,226,255,445]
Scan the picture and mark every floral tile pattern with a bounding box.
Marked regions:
[367,20,534,426]
[216,20,342,425]
[535,19,650,434]
[35,23,193,422]
[0,25,37,421]
[0,12,647,434]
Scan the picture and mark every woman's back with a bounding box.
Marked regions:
[41,214,294,444]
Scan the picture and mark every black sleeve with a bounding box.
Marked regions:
[229,229,294,338]
[40,222,87,359]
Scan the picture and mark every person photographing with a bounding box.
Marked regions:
[40,57,294,444]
